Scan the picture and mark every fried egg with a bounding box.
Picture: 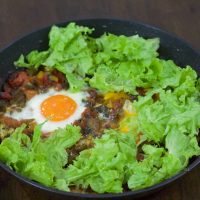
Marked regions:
[5,89,87,132]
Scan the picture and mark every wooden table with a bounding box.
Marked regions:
[0,0,200,199]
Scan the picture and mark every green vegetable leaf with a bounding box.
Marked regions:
[31,122,44,149]
[95,34,159,63]
[133,85,200,143]
[128,145,182,190]
[0,124,30,171]
[165,130,200,166]
[0,124,81,189]
[15,23,94,91]
[65,129,136,193]
[14,51,49,69]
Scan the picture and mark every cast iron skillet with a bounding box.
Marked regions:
[0,19,200,200]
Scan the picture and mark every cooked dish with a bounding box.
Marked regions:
[0,22,199,194]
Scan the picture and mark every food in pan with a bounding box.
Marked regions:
[0,22,199,193]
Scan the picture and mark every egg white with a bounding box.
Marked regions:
[5,89,87,132]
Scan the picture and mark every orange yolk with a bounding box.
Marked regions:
[41,95,77,121]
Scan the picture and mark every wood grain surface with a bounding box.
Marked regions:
[0,0,200,200]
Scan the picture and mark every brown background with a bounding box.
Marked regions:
[0,0,200,200]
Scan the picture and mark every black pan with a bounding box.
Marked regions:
[0,19,200,200]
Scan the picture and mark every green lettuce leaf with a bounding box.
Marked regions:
[128,145,182,190]
[95,33,159,64]
[133,83,200,143]
[15,23,94,92]
[65,129,137,193]
[14,51,49,69]
[0,124,30,171]
[0,124,81,190]
[89,34,160,94]
[165,130,200,166]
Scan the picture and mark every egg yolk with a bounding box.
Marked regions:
[41,95,77,121]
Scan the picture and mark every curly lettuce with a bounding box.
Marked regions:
[127,145,182,190]
[65,129,136,193]
[14,23,94,91]
[0,124,81,190]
